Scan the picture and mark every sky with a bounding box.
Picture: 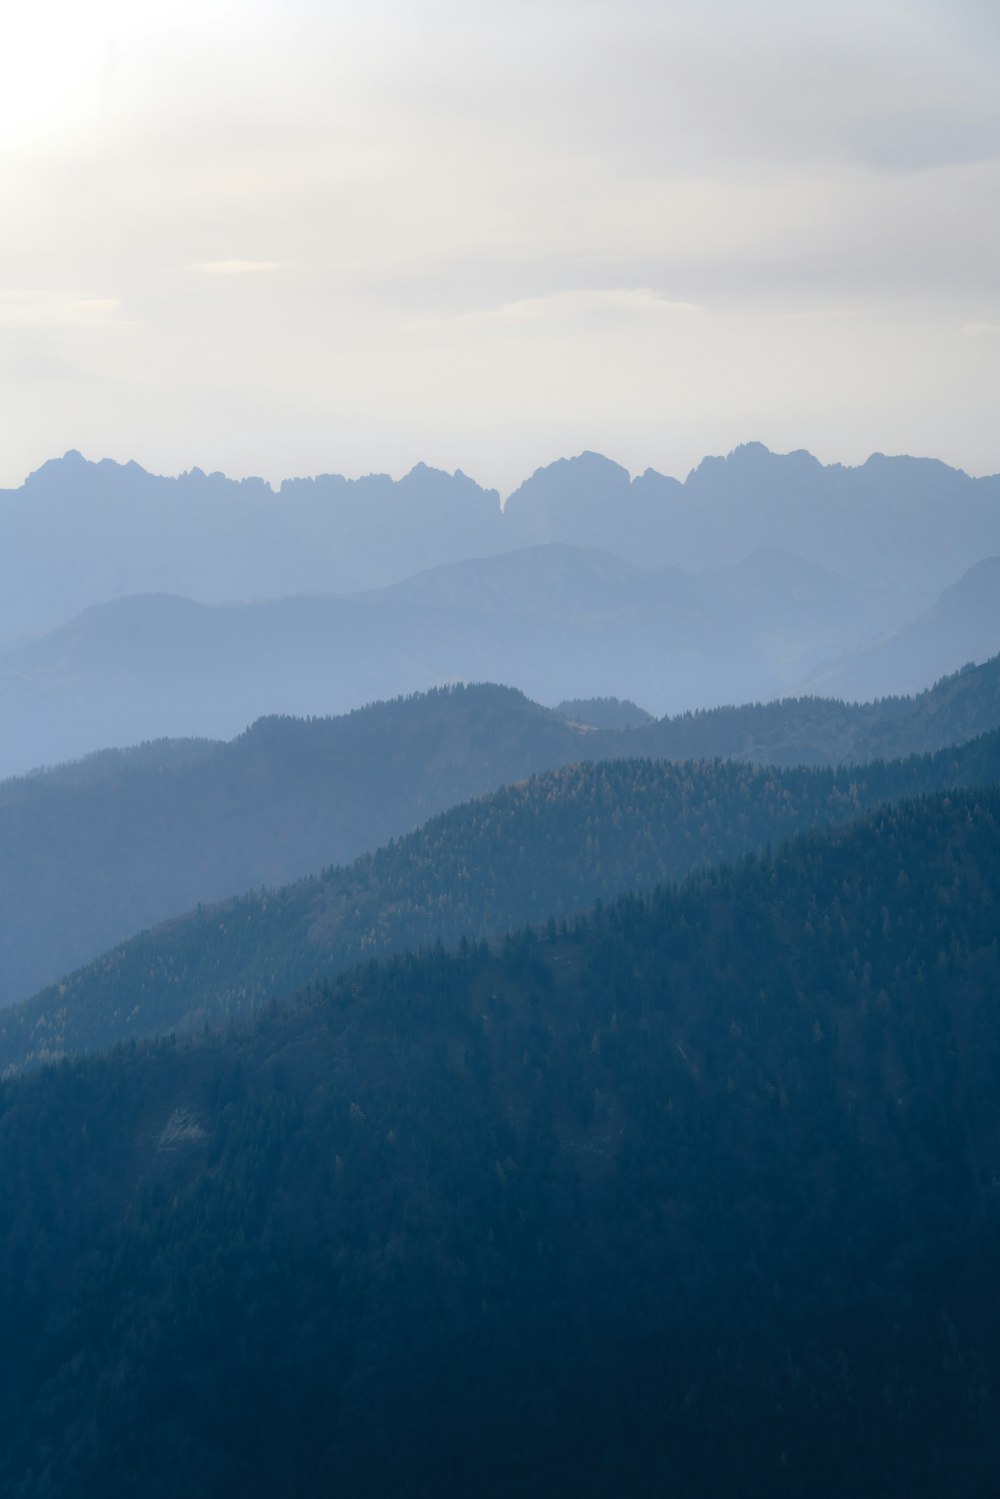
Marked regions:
[1,0,998,494]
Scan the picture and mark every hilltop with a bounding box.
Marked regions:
[4,728,1000,1073]
[3,659,1000,1014]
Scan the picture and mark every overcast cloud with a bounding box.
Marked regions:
[1,0,998,491]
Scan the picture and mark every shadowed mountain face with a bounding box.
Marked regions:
[1,660,1000,1022]
[2,791,1000,1495]
[1,443,997,645]
[0,543,932,777]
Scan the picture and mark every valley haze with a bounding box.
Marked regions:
[3,432,1000,1495]
[2,442,1000,777]
[6,0,1000,1490]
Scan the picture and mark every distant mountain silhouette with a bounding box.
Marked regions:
[0,451,503,640]
[800,556,1000,702]
[1,443,998,642]
[501,451,641,547]
[362,539,680,617]
[505,443,1000,589]
[0,544,927,776]
[0,588,538,775]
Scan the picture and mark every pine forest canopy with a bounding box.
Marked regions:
[2,658,1000,1019]
[2,788,1000,1494]
[4,724,1000,1076]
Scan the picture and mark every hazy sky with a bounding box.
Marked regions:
[2,0,998,492]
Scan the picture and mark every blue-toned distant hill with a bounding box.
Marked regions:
[0,451,504,642]
[0,543,932,776]
[0,685,590,1008]
[2,442,998,642]
[503,443,1000,590]
[802,555,1000,702]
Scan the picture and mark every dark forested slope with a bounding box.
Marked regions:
[2,790,1000,1495]
[0,685,596,1008]
[5,729,1000,1073]
[634,652,1000,766]
[3,659,1000,1014]
[553,695,655,728]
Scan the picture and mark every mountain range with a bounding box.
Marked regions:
[503,446,1000,591]
[0,685,590,1007]
[803,555,1000,702]
[2,443,999,644]
[5,726,999,1075]
[4,437,1000,1494]
[2,655,1000,1023]
[7,539,1000,778]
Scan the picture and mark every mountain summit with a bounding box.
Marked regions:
[2,444,998,651]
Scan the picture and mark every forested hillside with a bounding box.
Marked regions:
[553,696,654,729]
[634,652,1000,765]
[3,659,1000,1013]
[0,685,595,1007]
[2,790,999,1495]
[8,4,1000,1493]
[5,729,1000,1073]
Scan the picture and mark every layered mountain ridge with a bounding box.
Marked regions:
[3,789,1000,1494]
[4,541,996,779]
[1,654,999,1030]
[3,442,998,644]
[5,725,1000,1075]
